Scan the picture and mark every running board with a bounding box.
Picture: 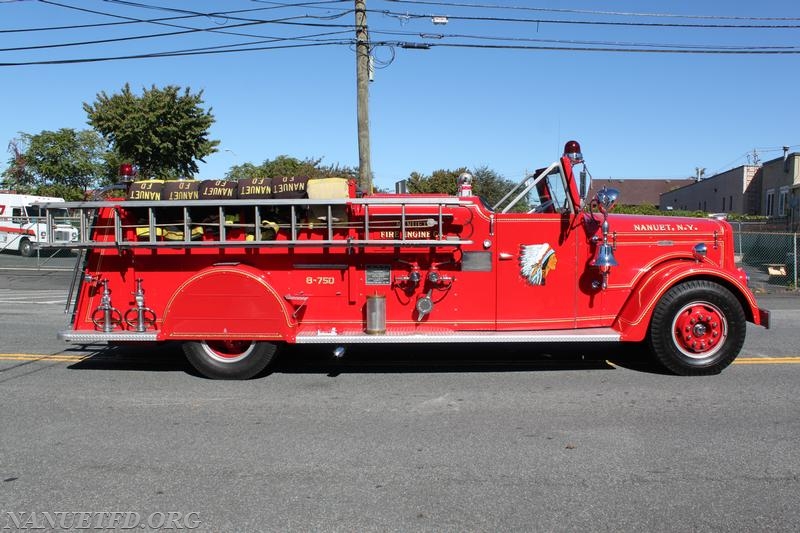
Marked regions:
[58,330,159,343]
[295,328,620,344]
[57,327,621,345]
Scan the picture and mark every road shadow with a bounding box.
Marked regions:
[66,341,671,377]
[65,343,192,373]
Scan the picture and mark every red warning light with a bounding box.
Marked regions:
[563,140,583,164]
[119,163,135,179]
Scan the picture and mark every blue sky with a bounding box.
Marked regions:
[1,0,798,190]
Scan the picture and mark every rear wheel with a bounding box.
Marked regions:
[648,280,746,375]
[182,340,277,380]
[18,238,34,257]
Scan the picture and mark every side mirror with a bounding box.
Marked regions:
[579,169,590,201]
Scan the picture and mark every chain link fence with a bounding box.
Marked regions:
[732,222,798,293]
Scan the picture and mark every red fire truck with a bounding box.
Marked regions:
[41,142,769,379]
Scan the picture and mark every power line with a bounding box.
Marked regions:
[41,0,352,28]
[249,0,351,7]
[375,8,800,29]
[753,144,800,151]
[3,0,798,66]
[369,29,800,51]
[708,145,800,175]
[0,0,356,63]
[0,18,327,52]
[143,30,354,56]
[0,24,355,53]
[6,0,354,52]
[1,18,176,34]
[384,0,800,22]
[97,0,350,24]
[1,1,348,33]
[0,40,353,67]
[150,28,353,52]
[380,40,800,54]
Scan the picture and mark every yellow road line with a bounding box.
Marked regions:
[2,354,800,365]
[0,353,87,362]
[734,356,800,365]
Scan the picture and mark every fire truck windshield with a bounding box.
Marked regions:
[527,167,570,214]
[496,162,573,214]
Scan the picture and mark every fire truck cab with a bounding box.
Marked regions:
[41,142,769,379]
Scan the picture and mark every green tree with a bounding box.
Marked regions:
[407,168,465,196]
[471,166,520,208]
[1,138,34,191]
[84,84,219,179]
[261,155,321,179]
[407,165,524,209]
[226,156,358,182]
[225,162,266,181]
[613,204,706,217]
[1,129,110,198]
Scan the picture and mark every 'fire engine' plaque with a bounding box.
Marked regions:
[365,265,391,285]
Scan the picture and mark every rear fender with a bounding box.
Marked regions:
[160,264,296,342]
[613,261,764,341]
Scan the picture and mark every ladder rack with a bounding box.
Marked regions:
[41,197,476,249]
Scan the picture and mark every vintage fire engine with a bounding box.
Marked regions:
[41,143,769,379]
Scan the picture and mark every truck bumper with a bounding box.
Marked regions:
[757,307,771,329]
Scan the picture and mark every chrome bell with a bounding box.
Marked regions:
[591,243,618,270]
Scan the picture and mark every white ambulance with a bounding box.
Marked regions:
[0,193,79,256]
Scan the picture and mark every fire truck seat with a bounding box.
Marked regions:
[161,180,203,241]
[127,180,164,239]
[307,177,350,223]
[235,178,280,240]
[195,180,239,239]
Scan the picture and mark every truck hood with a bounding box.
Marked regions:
[606,213,728,237]
[591,213,733,270]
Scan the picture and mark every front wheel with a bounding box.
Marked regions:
[183,340,278,380]
[648,280,746,376]
[18,238,34,257]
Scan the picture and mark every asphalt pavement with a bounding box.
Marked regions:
[1,352,799,531]
[1,250,799,531]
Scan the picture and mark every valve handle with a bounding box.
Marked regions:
[123,307,157,332]
[91,307,122,332]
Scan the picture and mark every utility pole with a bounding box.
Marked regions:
[355,0,372,193]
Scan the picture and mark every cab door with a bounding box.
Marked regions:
[494,163,582,331]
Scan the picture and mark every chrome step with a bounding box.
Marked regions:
[58,330,159,343]
[295,328,620,344]
[58,327,621,345]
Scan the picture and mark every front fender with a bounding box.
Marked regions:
[160,264,296,341]
[613,260,765,342]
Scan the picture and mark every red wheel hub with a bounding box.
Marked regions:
[672,302,727,358]
[203,340,254,362]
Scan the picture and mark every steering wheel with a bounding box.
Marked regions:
[528,200,555,214]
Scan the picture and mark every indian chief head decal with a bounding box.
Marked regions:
[519,243,558,286]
